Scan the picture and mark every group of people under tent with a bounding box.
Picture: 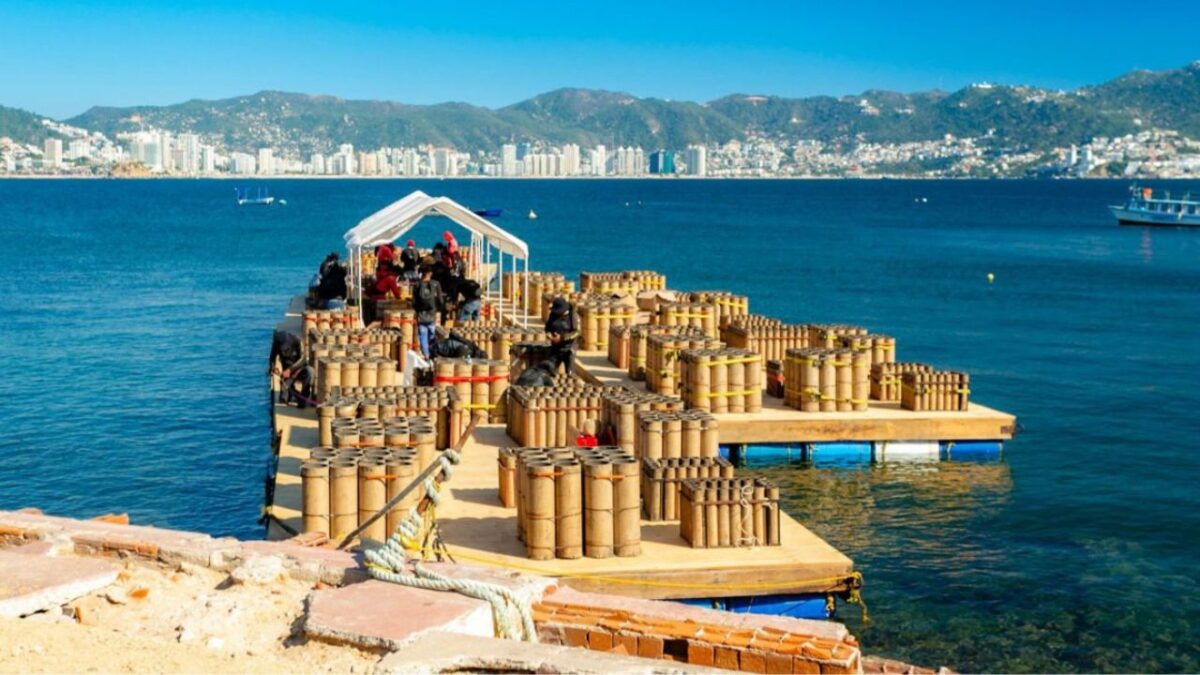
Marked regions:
[272,232,581,409]
[364,231,483,359]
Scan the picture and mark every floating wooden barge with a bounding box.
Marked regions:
[265,191,1017,616]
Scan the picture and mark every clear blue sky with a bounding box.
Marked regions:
[1,0,1196,119]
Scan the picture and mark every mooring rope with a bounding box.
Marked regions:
[364,449,538,642]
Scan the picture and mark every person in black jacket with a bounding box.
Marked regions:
[269,329,313,407]
[457,278,482,322]
[413,265,443,359]
[316,260,348,309]
[544,298,579,376]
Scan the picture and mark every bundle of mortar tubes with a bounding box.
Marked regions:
[598,388,684,455]
[782,347,869,413]
[579,269,666,294]
[318,385,465,450]
[576,298,637,352]
[806,323,868,349]
[300,415,435,541]
[652,301,719,338]
[506,383,624,448]
[314,347,401,401]
[492,325,548,361]
[635,408,720,461]
[680,476,781,549]
[678,348,764,413]
[503,446,640,560]
[901,370,971,411]
[687,290,750,328]
[871,362,932,401]
[642,455,734,521]
[539,290,606,322]
[432,357,509,424]
[618,323,707,382]
[720,314,809,367]
[301,307,358,335]
[644,331,723,397]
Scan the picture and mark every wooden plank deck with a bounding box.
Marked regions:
[267,405,856,600]
[574,352,1016,444]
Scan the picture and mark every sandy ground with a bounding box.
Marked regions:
[0,554,379,673]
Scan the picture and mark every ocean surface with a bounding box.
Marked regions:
[0,178,1197,672]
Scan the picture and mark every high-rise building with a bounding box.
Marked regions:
[178,134,200,174]
[685,145,707,176]
[310,153,326,175]
[501,144,518,176]
[230,152,257,175]
[432,148,458,176]
[649,150,675,175]
[402,148,420,176]
[358,151,378,175]
[67,139,90,161]
[200,146,216,174]
[257,148,274,175]
[591,145,607,176]
[562,144,580,176]
[516,142,532,161]
[43,138,63,168]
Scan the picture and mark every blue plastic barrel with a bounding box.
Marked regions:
[679,594,832,619]
[809,442,873,468]
[941,440,1004,462]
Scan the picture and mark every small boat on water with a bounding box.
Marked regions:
[527,209,538,220]
[472,208,503,218]
[1110,184,1200,227]
[235,187,276,206]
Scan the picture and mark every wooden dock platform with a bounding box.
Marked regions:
[574,352,1016,444]
[266,404,856,600]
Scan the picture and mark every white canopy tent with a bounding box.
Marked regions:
[342,191,531,325]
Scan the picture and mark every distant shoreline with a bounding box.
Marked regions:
[0,174,1180,181]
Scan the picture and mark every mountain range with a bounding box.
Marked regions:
[3,61,1200,156]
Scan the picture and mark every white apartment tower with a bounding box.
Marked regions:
[501,143,518,176]
[257,148,274,175]
[562,144,580,176]
[44,138,63,168]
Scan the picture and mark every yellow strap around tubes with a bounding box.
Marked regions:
[699,389,759,398]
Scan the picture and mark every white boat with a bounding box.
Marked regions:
[527,209,538,220]
[1110,184,1200,227]
[235,187,276,206]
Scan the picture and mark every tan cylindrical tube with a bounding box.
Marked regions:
[301,460,330,536]
[414,426,436,473]
[753,482,766,545]
[820,354,837,412]
[701,417,719,458]
[319,360,342,401]
[334,428,360,449]
[359,359,378,389]
[704,480,720,549]
[385,456,415,534]
[767,483,781,545]
[852,350,869,412]
[329,459,358,540]
[471,361,489,423]
[340,358,360,389]
[377,359,396,387]
[664,416,682,459]
[645,462,663,521]
[682,416,701,458]
[317,404,335,447]
[554,458,582,559]
[584,459,614,558]
[689,482,707,548]
[643,417,663,461]
[357,459,387,542]
[836,350,852,412]
[526,461,556,560]
[490,361,509,423]
[711,352,728,414]
[612,457,640,557]
[498,449,517,508]
[717,480,731,547]
[727,354,745,414]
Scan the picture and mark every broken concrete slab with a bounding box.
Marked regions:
[304,580,493,651]
[376,630,721,674]
[0,550,119,618]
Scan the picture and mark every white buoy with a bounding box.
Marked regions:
[987,273,995,283]
[527,209,538,220]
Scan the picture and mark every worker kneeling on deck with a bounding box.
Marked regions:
[545,298,579,376]
[269,329,313,408]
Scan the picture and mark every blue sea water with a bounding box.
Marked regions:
[0,178,1197,672]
